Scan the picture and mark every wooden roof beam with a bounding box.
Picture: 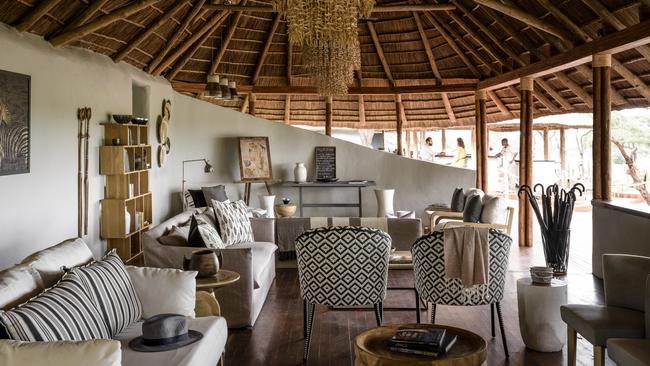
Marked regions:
[252,14,281,85]
[49,0,161,47]
[287,40,293,86]
[441,93,457,124]
[15,0,61,32]
[148,0,206,74]
[367,21,395,86]
[209,2,248,76]
[204,4,455,12]
[446,10,506,69]
[284,95,291,124]
[486,90,514,117]
[113,1,189,63]
[477,18,650,90]
[57,0,111,35]
[553,72,593,108]
[413,11,441,81]
[358,96,366,125]
[474,0,573,42]
[167,17,225,80]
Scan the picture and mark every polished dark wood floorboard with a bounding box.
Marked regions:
[224,244,609,366]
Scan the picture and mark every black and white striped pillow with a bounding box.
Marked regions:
[0,276,111,341]
[67,250,142,336]
[211,200,254,245]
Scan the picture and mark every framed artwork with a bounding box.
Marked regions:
[0,69,30,176]
[238,136,273,181]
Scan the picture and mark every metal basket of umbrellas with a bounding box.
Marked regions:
[518,183,585,275]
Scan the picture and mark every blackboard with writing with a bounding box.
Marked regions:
[315,146,336,181]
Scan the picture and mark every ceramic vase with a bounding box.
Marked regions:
[124,207,131,235]
[375,189,395,217]
[259,195,276,218]
[294,163,307,183]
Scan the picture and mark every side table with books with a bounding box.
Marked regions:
[354,324,487,366]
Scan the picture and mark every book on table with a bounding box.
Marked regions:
[389,328,457,357]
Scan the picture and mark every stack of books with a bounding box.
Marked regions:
[389,328,457,357]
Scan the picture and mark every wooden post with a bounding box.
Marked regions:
[406,129,412,157]
[475,90,488,191]
[441,129,447,154]
[325,96,333,137]
[543,129,550,160]
[519,77,534,247]
[396,95,404,155]
[593,53,612,200]
[413,130,420,159]
[471,127,477,168]
[560,128,566,180]
[248,93,256,116]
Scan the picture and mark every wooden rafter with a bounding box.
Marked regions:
[446,10,505,69]
[113,1,188,63]
[413,11,441,81]
[553,72,593,108]
[284,95,291,124]
[358,95,366,125]
[287,40,293,86]
[57,0,110,35]
[15,0,61,32]
[204,4,455,12]
[441,93,457,124]
[49,0,160,47]
[148,0,206,74]
[367,21,394,86]
[533,86,561,113]
[486,90,512,116]
[252,14,281,85]
[167,16,226,80]
[209,1,248,76]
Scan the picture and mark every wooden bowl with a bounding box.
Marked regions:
[112,114,133,124]
[274,204,296,217]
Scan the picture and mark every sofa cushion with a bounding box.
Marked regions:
[126,266,197,319]
[560,304,645,346]
[188,189,207,208]
[21,238,94,288]
[227,242,277,289]
[450,188,465,212]
[67,251,142,336]
[463,194,483,223]
[0,339,121,366]
[0,275,111,341]
[608,338,650,366]
[188,215,225,249]
[0,264,43,311]
[481,195,508,224]
[211,200,254,245]
[159,225,190,247]
[115,316,226,366]
[201,185,228,204]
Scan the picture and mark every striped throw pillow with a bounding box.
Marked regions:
[0,276,111,341]
[68,250,142,336]
[211,199,254,245]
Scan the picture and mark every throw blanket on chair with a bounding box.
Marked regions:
[443,226,490,288]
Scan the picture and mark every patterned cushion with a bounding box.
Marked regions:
[67,250,142,336]
[295,226,391,307]
[211,200,254,245]
[412,230,512,306]
[0,276,111,341]
[188,215,225,249]
[183,190,196,209]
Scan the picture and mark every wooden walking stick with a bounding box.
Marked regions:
[83,107,91,236]
[77,108,83,238]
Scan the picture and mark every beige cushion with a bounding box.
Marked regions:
[608,338,650,366]
[0,264,43,310]
[560,304,645,346]
[480,195,508,224]
[159,225,190,246]
[21,238,94,288]
[227,242,277,289]
[126,266,197,319]
[0,339,121,366]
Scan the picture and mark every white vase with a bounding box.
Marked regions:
[294,162,307,183]
[259,195,276,218]
[375,189,395,217]
[124,207,131,235]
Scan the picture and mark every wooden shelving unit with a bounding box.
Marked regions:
[99,123,152,264]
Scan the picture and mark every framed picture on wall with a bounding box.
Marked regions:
[0,69,30,176]
[238,136,273,181]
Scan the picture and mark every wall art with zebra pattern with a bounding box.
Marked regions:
[0,70,30,176]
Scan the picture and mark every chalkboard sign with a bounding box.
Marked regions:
[315,146,336,181]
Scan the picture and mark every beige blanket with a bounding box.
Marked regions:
[443,227,489,288]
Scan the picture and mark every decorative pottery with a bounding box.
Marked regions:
[183,249,222,278]
[112,114,132,124]
[259,195,276,218]
[275,204,296,218]
[375,189,395,217]
[282,197,291,205]
[294,163,307,183]
[124,207,131,235]
[530,266,554,284]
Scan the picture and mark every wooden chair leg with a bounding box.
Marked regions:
[430,304,437,324]
[490,303,495,338]
[496,302,509,358]
[374,303,383,327]
[594,346,605,366]
[303,300,307,339]
[415,290,421,324]
[567,326,577,366]
[304,303,316,361]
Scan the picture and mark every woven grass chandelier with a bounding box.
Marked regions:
[273,0,375,96]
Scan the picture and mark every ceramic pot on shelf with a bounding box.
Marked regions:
[375,189,395,217]
[259,195,276,218]
[294,163,307,183]
[124,207,131,235]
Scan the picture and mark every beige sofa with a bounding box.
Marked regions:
[143,208,277,328]
[0,238,226,366]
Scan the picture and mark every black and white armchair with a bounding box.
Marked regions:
[295,226,391,361]
[411,229,513,357]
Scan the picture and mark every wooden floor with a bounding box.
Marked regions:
[224,243,609,366]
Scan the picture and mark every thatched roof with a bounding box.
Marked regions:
[2,0,650,130]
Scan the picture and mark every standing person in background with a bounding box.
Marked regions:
[452,138,467,167]
[495,138,516,193]
[420,137,436,162]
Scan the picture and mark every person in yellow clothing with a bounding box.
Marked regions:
[452,138,467,167]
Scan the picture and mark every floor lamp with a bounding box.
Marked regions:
[182,159,214,194]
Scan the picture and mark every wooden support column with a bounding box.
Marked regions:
[543,129,550,160]
[325,96,333,137]
[441,129,447,154]
[475,90,488,192]
[248,93,256,116]
[406,129,412,157]
[560,128,566,180]
[519,77,534,247]
[593,53,612,200]
[396,95,404,155]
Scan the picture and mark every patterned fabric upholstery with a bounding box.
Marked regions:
[412,229,512,306]
[295,226,391,307]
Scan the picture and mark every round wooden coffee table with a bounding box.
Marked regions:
[195,270,240,317]
[355,324,487,366]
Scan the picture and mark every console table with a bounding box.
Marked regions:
[281,181,376,217]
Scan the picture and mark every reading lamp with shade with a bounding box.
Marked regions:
[182,159,214,195]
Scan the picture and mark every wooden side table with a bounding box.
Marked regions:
[195,270,240,316]
[355,324,487,366]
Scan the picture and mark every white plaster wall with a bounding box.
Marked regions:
[0,24,475,269]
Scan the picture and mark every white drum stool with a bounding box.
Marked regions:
[517,278,568,352]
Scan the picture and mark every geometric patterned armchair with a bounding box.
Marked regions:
[412,229,512,357]
[296,226,391,361]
